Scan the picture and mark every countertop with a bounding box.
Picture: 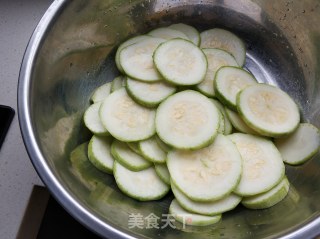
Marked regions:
[0,1,52,238]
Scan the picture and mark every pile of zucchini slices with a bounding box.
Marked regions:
[82,23,320,226]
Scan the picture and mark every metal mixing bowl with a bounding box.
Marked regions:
[18,0,320,238]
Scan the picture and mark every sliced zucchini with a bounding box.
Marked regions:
[209,99,225,134]
[83,102,109,136]
[153,39,207,86]
[119,37,165,82]
[215,66,257,110]
[154,163,171,185]
[169,199,222,226]
[90,82,111,103]
[168,23,200,46]
[225,108,257,135]
[274,123,320,165]
[139,136,167,163]
[113,160,170,201]
[148,27,189,40]
[111,140,152,171]
[127,142,143,155]
[171,182,241,216]
[70,143,106,191]
[126,77,176,107]
[195,48,238,97]
[88,135,114,174]
[237,84,300,137]
[111,76,126,92]
[115,35,153,73]
[242,176,290,209]
[100,88,156,142]
[167,134,242,201]
[155,135,172,152]
[228,133,285,196]
[200,28,246,66]
[211,99,233,135]
[156,90,220,149]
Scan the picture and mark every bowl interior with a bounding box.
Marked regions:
[27,0,320,238]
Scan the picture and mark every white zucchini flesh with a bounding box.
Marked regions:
[167,134,242,201]
[195,48,238,97]
[111,140,152,171]
[84,102,109,136]
[168,23,200,46]
[88,136,114,174]
[169,199,222,226]
[115,35,153,73]
[154,163,171,185]
[139,136,167,163]
[200,28,246,66]
[237,84,300,137]
[148,27,190,41]
[111,76,126,92]
[215,66,257,110]
[274,123,320,165]
[119,37,166,82]
[100,88,156,142]
[242,176,290,209]
[113,160,170,201]
[90,82,111,103]
[171,182,242,216]
[228,133,285,196]
[225,108,257,135]
[126,77,176,107]
[156,90,220,149]
[211,99,233,135]
[153,39,207,86]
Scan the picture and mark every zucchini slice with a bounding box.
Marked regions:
[211,99,233,135]
[100,88,156,142]
[228,133,285,196]
[168,23,200,46]
[139,136,167,163]
[113,161,170,201]
[169,199,222,226]
[215,66,257,110]
[127,142,143,155]
[119,37,166,82]
[200,28,246,66]
[111,76,126,92]
[83,102,109,136]
[148,27,190,40]
[242,176,290,209]
[167,134,242,201]
[156,90,220,149]
[111,140,152,171]
[153,39,207,86]
[171,182,242,216]
[195,48,238,97]
[225,108,257,135]
[90,82,112,103]
[126,77,176,107]
[155,163,171,185]
[88,135,114,174]
[115,35,153,73]
[237,84,300,137]
[274,123,320,165]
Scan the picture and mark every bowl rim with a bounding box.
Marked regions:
[17,0,320,238]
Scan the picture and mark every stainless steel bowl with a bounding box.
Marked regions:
[18,0,320,238]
